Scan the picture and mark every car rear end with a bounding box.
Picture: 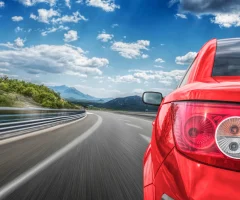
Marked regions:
[143,38,240,200]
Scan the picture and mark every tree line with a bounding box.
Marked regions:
[0,76,79,109]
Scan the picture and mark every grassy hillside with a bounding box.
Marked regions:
[0,76,79,109]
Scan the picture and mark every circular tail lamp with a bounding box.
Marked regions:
[216,117,240,159]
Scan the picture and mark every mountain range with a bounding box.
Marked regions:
[49,85,158,111]
[49,85,112,103]
[102,95,158,111]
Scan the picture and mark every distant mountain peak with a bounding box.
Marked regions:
[49,85,112,103]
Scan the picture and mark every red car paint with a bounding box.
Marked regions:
[143,38,240,200]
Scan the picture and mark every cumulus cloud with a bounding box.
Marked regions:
[131,69,186,87]
[14,37,25,47]
[0,37,25,48]
[97,30,114,42]
[175,52,197,65]
[171,0,240,28]
[65,71,87,77]
[171,0,240,15]
[0,68,9,72]
[108,75,141,83]
[0,1,4,7]
[75,84,122,98]
[0,44,109,77]
[142,54,149,59]
[30,8,59,23]
[41,25,69,36]
[154,65,164,68]
[111,40,150,59]
[65,0,71,8]
[175,13,187,19]
[211,14,240,28]
[15,26,23,32]
[51,11,87,24]
[111,23,119,28]
[64,30,78,42]
[133,88,144,94]
[12,16,23,21]
[155,58,165,63]
[86,0,120,12]
[17,0,56,6]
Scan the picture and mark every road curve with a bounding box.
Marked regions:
[0,111,153,200]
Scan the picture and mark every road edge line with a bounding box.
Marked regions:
[0,114,102,200]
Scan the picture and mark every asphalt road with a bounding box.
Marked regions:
[0,111,153,200]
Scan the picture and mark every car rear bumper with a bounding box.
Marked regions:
[144,145,240,200]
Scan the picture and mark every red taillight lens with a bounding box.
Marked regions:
[172,102,240,171]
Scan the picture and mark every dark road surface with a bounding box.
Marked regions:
[0,111,153,200]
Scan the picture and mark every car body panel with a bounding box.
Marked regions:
[155,148,240,200]
[143,38,240,200]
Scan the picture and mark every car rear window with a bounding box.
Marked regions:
[212,39,240,76]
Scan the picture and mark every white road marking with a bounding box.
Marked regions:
[125,123,143,129]
[111,113,153,123]
[0,114,88,146]
[139,134,151,143]
[0,114,102,200]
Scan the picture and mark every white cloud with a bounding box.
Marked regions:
[111,40,150,59]
[169,0,179,7]
[93,76,104,79]
[17,0,56,6]
[129,69,186,88]
[41,25,69,36]
[0,44,109,77]
[52,11,87,24]
[0,38,25,48]
[15,26,23,32]
[65,0,71,8]
[108,75,141,83]
[111,23,119,28]
[0,68,9,72]
[12,16,24,21]
[86,0,120,12]
[175,13,187,19]
[155,58,165,63]
[97,30,114,42]
[154,65,164,68]
[0,1,4,7]
[65,71,87,77]
[64,30,78,42]
[142,54,149,59]
[211,14,240,28]
[14,37,25,47]
[0,42,15,49]
[30,8,60,24]
[0,73,18,78]
[175,52,197,65]
[133,88,144,94]
[76,0,82,3]
[75,84,122,98]
[172,0,240,28]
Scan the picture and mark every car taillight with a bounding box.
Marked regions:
[172,101,240,171]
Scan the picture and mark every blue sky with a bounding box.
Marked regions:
[0,0,240,98]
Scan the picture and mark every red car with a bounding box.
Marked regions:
[142,38,240,200]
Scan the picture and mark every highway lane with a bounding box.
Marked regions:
[0,111,153,200]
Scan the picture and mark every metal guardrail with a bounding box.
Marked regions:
[0,107,86,140]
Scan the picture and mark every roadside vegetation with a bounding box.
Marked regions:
[0,76,79,109]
